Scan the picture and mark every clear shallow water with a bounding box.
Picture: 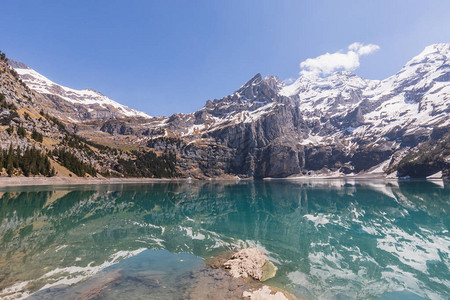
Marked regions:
[0,179,449,299]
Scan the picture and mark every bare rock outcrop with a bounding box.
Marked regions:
[223,247,277,281]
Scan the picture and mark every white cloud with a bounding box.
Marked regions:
[348,42,380,56]
[300,42,380,77]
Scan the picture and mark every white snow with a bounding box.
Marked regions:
[426,171,443,179]
[367,158,392,174]
[14,67,151,119]
[301,134,324,145]
[276,43,449,150]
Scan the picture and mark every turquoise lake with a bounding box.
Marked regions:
[0,180,449,299]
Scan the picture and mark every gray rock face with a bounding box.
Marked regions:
[100,120,134,135]
[146,44,450,178]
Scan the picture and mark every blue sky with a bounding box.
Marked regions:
[1,1,449,116]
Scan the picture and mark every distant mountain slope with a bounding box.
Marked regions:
[8,59,151,121]
[6,44,450,179]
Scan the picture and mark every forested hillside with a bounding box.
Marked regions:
[0,51,177,178]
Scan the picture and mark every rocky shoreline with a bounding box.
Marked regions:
[1,172,440,188]
[207,247,294,300]
[0,176,182,187]
[26,248,295,300]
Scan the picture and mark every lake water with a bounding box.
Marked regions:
[0,179,449,300]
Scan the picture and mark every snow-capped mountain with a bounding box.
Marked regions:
[143,43,449,178]
[7,44,450,179]
[8,60,151,121]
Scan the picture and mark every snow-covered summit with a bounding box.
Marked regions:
[281,43,449,96]
[409,43,449,63]
[280,71,373,97]
[8,59,151,120]
[386,43,449,87]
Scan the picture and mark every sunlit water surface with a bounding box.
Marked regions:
[0,180,449,299]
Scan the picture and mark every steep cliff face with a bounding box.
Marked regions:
[146,44,449,178]
[9,44,450,179]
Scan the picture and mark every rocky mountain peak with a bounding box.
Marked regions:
[384,43,450,91]
[234,73,281,103]
[236,73,262,93]
[263,75,284,92]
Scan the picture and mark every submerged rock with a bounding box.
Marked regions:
[261,261,278,282]
[183,268,248,299]
[75,269,124,299]
[243,285,289,300]
[223,247,277,281]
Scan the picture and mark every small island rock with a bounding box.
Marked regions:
[223,247,277,281]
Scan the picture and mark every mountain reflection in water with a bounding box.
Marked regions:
[0,180,449,299]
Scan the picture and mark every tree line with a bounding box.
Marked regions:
[116,150,177,178]
[0,145,55,176]
[50,148,97,177]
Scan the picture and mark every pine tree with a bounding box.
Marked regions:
[17,126,26,138]
[6,125,13,135]
[31,129,43,142]
[6,145,14,176]
[0,151,4,172]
